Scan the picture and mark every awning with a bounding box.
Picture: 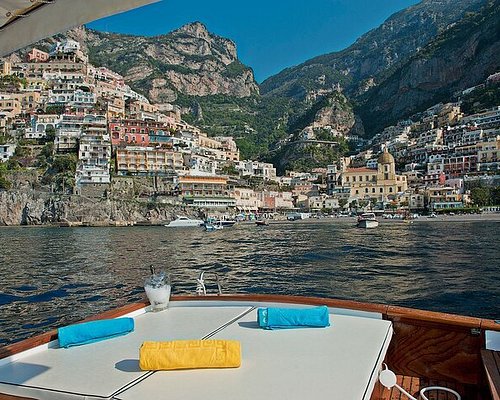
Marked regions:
[0,0,160,56]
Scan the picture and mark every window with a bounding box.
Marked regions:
[389,188,393,193]
[365,188,368,193]
[372,188,375,193]
[380,188,383,193]
[384,173,389,180]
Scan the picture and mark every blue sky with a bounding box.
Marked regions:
[87,0,420,82]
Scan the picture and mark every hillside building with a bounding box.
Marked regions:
[340,149,408,202]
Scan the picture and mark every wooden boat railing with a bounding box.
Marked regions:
[1,294,498,400]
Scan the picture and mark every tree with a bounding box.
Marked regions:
[220,164,239,176]
[470,187,490,206]
[44,127,56,143]
[0,163,11,189]
[491,186,500,206]
[0,174,11,190]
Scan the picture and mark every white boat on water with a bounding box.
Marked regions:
[204,222,224,231]
[357,213,379,229]
[165,216,204,228]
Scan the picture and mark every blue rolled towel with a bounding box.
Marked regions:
[257,306,330,330]
[58,318,134,348]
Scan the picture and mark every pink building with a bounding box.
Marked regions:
[26,48,49,62]
[109,119,167,146]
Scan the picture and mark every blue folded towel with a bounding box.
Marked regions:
[58,318,134,348]
[257,306,330,330]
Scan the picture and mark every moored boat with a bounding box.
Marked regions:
[165,216,204,228]
[204,222,223,231]
[255,220,269,226]
[213,220,236,227]
[0,294,498,400]
[357,213,379,229]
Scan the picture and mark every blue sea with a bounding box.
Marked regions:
[1,218,499,345]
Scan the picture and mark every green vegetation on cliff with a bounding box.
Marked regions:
[461,81,500,115]
[176,93,295,160]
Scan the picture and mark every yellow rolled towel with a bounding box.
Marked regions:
[139,340,241,371]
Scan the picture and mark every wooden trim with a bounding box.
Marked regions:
[481,319,500,331]
[0,394,36,400]
[172,294,390,313]
[482,350,500,400]
[386,305,483,329]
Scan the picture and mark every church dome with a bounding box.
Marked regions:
[378,149,395,164]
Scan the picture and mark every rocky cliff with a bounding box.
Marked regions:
[357,1,500,134]
[256,0,492,143]
[0,172,202,226]
[70,22,259,103]
[260,0,488,99]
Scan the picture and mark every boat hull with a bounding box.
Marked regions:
[357,219,379,228]
[166,219,204,227]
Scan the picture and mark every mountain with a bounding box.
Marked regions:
[357,0,500,134]
[68,22,259,103]
[260,0,488,99]
[9,0,498,168]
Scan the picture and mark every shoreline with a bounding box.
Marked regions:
[0,212,499,228]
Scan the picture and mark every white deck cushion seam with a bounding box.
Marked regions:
[0,381,111,399]
[202,306,257,339]
[110,306,255,399]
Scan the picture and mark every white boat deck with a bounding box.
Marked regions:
[0,300,393,400]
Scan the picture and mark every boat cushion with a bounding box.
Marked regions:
[257,305,330,329]
[139,340,241,370]
[0,305,252,400]
[115,303,392,400]
[58,317,134,348]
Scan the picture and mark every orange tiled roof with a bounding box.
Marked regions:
[346,167,376,173]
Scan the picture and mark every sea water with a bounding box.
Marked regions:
[0,218,499,345]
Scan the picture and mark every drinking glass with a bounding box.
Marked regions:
[144,270,172,312]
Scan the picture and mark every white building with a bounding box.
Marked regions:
[462,107,500,128]
[233,187,262,212]
[306,194,340,211]
[184,153,217,175]
[25,114,62,139]
[55,115,84,152]
[75,133,111,185]
[0,143,16,162]
[237,161,277,181]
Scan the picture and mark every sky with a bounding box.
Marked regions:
[87,0,421,83]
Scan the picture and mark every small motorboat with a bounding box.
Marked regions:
[205,218,236,227]
[357,213,379,229]
[165,216,204,228]
[255,220,269,226]
[204,222,223,232]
